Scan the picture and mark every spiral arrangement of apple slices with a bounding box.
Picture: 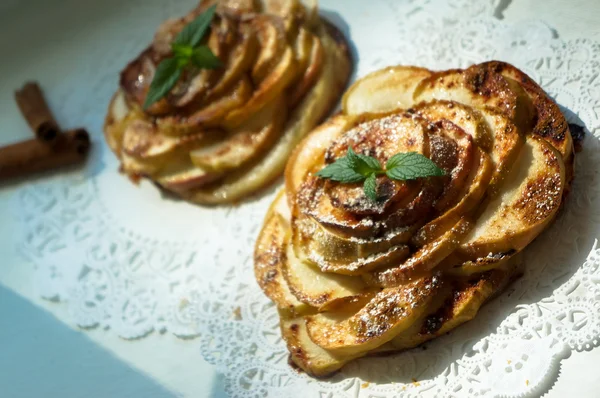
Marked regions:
[254,61,574,377]
[104,0,351,205]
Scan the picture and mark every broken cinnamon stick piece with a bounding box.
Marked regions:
[0,128,90,180]
[14,82,60,142]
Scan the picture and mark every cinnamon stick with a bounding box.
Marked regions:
[0,129,90,180]
[14,82,60,142]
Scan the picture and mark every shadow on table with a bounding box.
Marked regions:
[0,286,175,398]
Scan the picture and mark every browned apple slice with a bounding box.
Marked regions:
[459,136,565,258]
[293,214,412,275]
[390,267,513,349]
[412,100,492,154]
[122,120,208,159]
[305,276,441,355]
[189,95,286,172]
[296,113,431,238]
[157,162,222,194]
[280,314,354,377]
[250,15,288,84]
[282,242,373,309]
[343,66,432,115]
[413,95,523,198]
[365,218,473,287]
[203,22,259,100]
[285,114,352,199]
[412,147,492,247]
[477,61,573,162]
[428,121,475,212]
[413,66,534,135]
[223,46,297,129]
[157,77,253,136]
[288,33,324,109]
[254,191,312,316]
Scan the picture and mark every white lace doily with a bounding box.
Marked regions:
[15,0,600,397]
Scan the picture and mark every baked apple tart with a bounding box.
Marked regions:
[254,61,574,377]
[104,0,352,204]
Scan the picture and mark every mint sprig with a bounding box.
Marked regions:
[143,5,222,109]
[315,147,445,202]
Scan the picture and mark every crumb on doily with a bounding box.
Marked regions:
[361,382,370,388]
[232,306,242,320]
[412,378,420,387]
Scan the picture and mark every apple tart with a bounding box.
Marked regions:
[104,0,352,204]
[254,61,574,377]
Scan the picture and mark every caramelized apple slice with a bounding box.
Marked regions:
[460,136,565,258]
[288,33,324,108]
[282,242,372,309]
[224,46,297,128]
[412,148,492,246]
[280,314,353,377]
[157,77,253,135]
[189,95,286,172]
[390,267,513,349]
[413,67,534,135]
[477,61,573,161]
[157,161,222,194]
[412,100,492,153]
[203,22,259,100]
[343,66,432,115]
[305,276,441,355]
[285,114,352,199]
[254,191,311,316]
[250,15,287,84]
[413,96,523,197]
[365,218,473,287]
[293,214,412,275]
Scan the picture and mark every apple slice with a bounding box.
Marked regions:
[343,66,432,115]
[282,241,372,309]
[285,114,351,199]
[293,213,412,275]
[412,147,492,247]
[189,95,286,172]
[254,191,312,316]
[305,276,441,355]
[288,33,324,109]
[157,77,253,136]
[412,100,492,154]
[224,46,297,129]
[364,218,473,287]
[156,163,222,194]
[478,61,573,162]
[459,136,565,258]
[280,314,354,377]
[413,66,534,135]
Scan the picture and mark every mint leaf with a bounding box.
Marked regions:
[386,152,445,180]
[363,173,378,202]
[191,46,222,69]
[346,147,382,177]
[143,58,181,109]
[174,4,217,47]
[315,157,365,183]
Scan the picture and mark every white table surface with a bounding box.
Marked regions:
[2,1,600,397]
